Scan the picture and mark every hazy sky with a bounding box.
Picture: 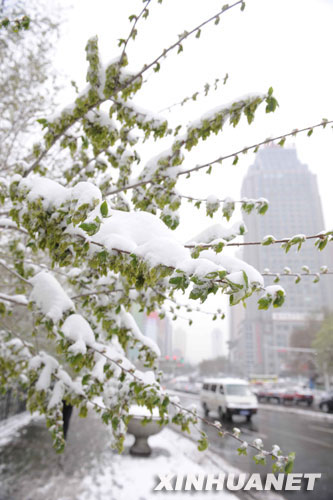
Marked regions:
[54,0,333,362]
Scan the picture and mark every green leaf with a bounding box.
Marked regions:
[79,405,88,418]
[100,201,108,217]
[262,236,276,246]
[265,95,279,113]
[242,270,249,289]
[273,290,285,308]
[79,222,98,236]
[37,118,48,129]
[258,297,271,310]
[315,237,328,251]
[253,454,266,466]
[284,452,296,474]
[197,435,208,451]
[112,416,120,430]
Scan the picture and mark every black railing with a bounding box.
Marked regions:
[0,389,26,421]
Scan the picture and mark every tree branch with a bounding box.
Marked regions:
[119,0,153,67]
[106,119,333,196]
[0,261,32,286]
[116,1,243,93]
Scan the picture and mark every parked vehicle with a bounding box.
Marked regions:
[167,376,200,394]
[319,393,333,413]
[254,384,313,406]
[287,387,313,406]
[255,384,284,403]
[201,378,258,422]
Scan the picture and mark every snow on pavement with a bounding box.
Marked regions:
[77,428,239,500]
[0,411,39,447]
[0,410,285,500]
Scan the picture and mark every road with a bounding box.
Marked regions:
[174,391,333,500]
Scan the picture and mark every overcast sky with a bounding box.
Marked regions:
[54,0,333,362]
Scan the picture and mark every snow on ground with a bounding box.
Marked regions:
[76,428,239,500]
[0,410,285,500]
[0,411,39,447]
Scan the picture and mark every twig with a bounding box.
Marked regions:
[116,1,243,93]
[119,0,153,67]
[0,261,32,286]
[106,120,333,196]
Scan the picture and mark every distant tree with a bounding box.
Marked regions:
[199,356,228,376]
[0,0,61,169]
[1,0,332,472]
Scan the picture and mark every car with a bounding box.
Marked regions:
[255,384,285,403]
[255,384,314,406]
[319,393,333,413]
[293,387,314,406]
[200,377,258,422]
[280,386,313,406]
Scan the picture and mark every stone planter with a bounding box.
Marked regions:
[127,406,163,457]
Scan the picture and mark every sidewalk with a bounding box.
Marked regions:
[0,409,286,500]
[0,411,39,447]
[0,410,239,500]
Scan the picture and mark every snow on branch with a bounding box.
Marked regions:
[29,272,75,323]
[12,175,279,310]
[106,119,333,199]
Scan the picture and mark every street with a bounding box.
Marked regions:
[176,391,333,500]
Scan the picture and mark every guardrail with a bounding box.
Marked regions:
[0,389,26,421]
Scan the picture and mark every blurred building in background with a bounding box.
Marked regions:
[211,328,223,358]
[129,310,173,363]
[172,327,187,361]
[145,311,173,358]
[229,145,333,376]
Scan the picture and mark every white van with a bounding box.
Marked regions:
[200,377,258,421]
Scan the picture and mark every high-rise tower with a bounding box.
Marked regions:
[229,145,333,376]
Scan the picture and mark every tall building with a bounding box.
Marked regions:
[172,328,187,361]
[211,328,223,358]
[229,145,333,376]
[129,309,173,362]
[144,311,173,358]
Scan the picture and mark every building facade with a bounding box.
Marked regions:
[229,145,333,376]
